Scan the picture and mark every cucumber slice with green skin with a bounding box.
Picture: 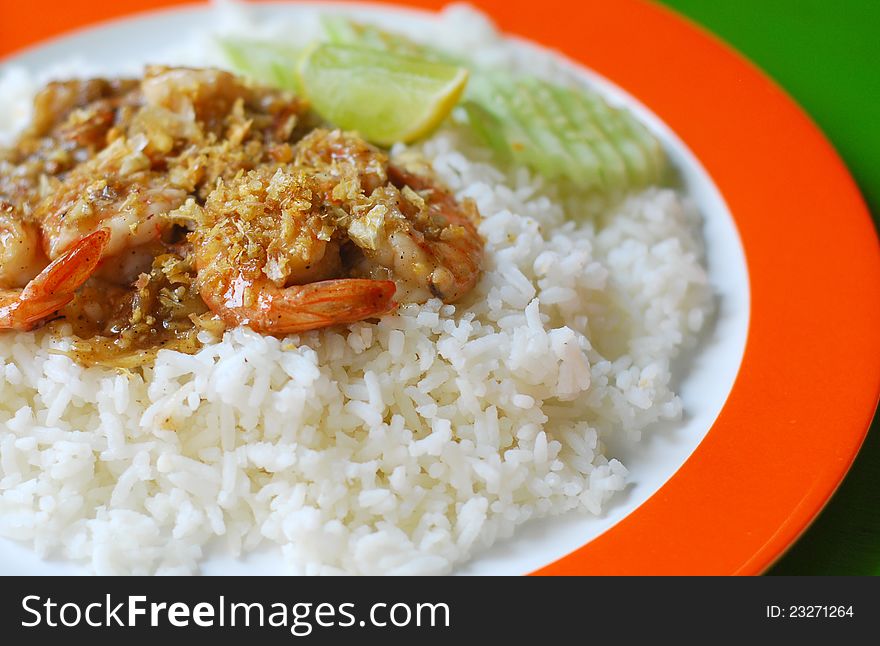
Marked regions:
[484,80,576,179]
[621,110,666,183]
[620,108,667,184]
[573,88,646,186]
[461,100,512,161]
[218,38,302,93]
[298,44,469,146]
[467,78,556,178]
[576,89,666,185]
[548,84,629,191]
[504,79,584,182]
[464,74,664,192]
[521,78,603,187]
[522,79,605,189]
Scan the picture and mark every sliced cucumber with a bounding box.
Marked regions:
[464,74,665,192]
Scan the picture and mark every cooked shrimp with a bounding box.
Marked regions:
[294,128,389,198]
[0,206,46,287]
[137,66,308,199]
[191,165,396,333]
[25,78,139,141]
[196,261,397,334]
[140,65,307,143]
[0,67,485,363]
[293,131,483,303]
[0,228,109,331]
[141,66,251,135]
[343,163,483,303]
[33,137,187,271]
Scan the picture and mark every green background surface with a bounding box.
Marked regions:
[657,0,880,575]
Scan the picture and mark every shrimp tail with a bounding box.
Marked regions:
[205,277,398,335]
[252,279,397,334]
[0,228,110,331]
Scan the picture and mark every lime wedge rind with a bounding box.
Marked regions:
[298,44,469,146]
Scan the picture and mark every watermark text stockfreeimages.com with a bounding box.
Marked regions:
[21,595,450,636]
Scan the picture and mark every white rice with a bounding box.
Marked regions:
[0,3,712,574]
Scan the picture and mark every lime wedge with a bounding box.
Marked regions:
[297,44,468,146]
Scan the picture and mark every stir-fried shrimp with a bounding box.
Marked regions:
[190,165,396,333]
[33,137,187,267]
[0,206,45,287]
[0,228,109,331]
[1,79,141,221]
[31,68,306,272]
[342,162,483,303]
[24,78,140,141]
[141,66,252,135]
[0,67,483,364]
[294,130,483,302]
[294,128,389,198]
[139,66,309,199]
